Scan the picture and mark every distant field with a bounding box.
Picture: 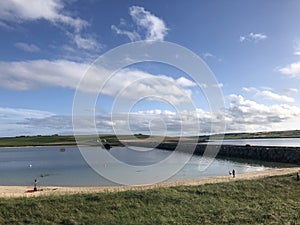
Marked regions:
[0,135,76,147]
[211,129,300,139]
[0,174,299,224]
[1,130,300,147]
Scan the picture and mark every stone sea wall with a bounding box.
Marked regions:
[155,143,300,165]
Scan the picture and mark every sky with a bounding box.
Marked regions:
[1,0,300,137]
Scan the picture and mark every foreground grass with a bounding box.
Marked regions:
[0,175,299,224]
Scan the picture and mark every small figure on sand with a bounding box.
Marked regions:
[297,172,299,181]
[34,178,38,191]
[232,169,235,178]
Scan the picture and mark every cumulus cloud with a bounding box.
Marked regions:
[0,0,88,32]
[3,92,300,137]
[112,6,168,41]
[14,94,300,136]
[242,87,295,103]
[242,87,258,93]
[240,32,268,43]
[255,90,294,103]
[102,69,193,104]
[278,61,300,77]
[0,60,88,90]
[0,107,55,137]
[0,59,195,104]
[0,0,102,57]
[213,83,223,88]
[226,95,300,131]
[176,77,196,87]
[14,42,40,52]
[111,24,141,42]
[282,88,298,93]
[293,41,300,55]
[72,34,102,51]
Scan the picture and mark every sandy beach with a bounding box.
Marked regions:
[0,167,299,198]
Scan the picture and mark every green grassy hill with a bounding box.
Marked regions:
[1,130,300,147]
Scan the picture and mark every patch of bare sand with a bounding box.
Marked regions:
[1,167,299,198]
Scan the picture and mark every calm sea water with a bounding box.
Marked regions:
[208,138,300,147]
[0,145,295,186]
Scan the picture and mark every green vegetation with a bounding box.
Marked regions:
[0,135,76,147]
[0,174,299,224]
[209,129,300,140]
[1,129,300,147]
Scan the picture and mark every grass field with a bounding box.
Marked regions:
[1,129,300,147]
[0,174,299,224]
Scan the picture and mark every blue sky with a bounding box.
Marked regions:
[1,0,300,137]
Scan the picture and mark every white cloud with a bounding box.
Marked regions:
[0,0,88,32]
[0,0,102,57]
[2,93,300,136]
[112,6,168,42]
[0,21,12,29]
[293,41,300,55]
[279,61,300,77]
[130,6,168,41]
[226,95,300,131]
[242,87,294,103]
[72,34,102,51]
[0,59,88,90]
[111,25,141,42]
[242,87,258,92]
[14,42,40,52]
[0,107,56,137]
[15,95,300,136]
[0,107,54,120]
[202,52,214,58]
[176,77,196,87]
[103,69,193,104]
[255,90,294,103]
[213,83,223,88]
[0,60,195,104]
[239,36,246,42]
[282,88,298,93]
[240,32,268,43]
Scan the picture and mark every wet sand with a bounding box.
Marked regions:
[1,167,299,198]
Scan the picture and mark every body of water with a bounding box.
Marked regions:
[0,145,295,186]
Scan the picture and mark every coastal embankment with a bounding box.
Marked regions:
[125,141,300,165]
[165,144,300,164]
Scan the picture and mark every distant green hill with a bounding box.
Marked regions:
[208,130,300,140]
[0,130,299,147]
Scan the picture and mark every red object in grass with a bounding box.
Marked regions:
[25,189,37,193]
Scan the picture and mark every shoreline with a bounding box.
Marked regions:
[1,167,299,198]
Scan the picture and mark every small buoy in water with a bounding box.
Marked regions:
[104,143,111,150]
[60,147,66,152]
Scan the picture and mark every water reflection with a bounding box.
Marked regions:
[0,146,295,186]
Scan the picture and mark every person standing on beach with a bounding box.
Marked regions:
[34,178,38,191]
[232,169,235,178]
